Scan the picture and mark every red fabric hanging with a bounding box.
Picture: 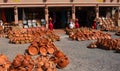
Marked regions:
[49,20,53,30]
[93,21,97,29]
[1,9,6,22]
[75,22,79,28]
[75,19,80,28]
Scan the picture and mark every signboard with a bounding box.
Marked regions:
[74,0,105,2]
[96,0,103,2]
[12,0,20,2]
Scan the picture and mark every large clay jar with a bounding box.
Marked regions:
[57,56,69,68]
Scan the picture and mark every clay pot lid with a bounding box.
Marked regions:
[28,46,39,56]
[39,47,47,56]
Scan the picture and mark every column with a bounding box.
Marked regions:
[72,4,75,21]
[118,6,120,26]
[112,8,115,18]
[45,5,49,29]
[96,4,99,19]
[117,0,119,2]
[14,6,18,25]
[119,7,120,20]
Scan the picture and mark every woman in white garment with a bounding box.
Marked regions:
[69,19,75,29]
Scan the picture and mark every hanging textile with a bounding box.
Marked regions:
[1,9,6,22]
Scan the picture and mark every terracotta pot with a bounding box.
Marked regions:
[47,47,55,54]
[15,40,19,44]
[44,62,50,68]
[37,61,44,66]
[39,47,47,56]
[0,58,6,65]
[57,56,69,68]
[77,37,81,41]
[49,57,59,63]
[27,64,34,71]
[54,51,64,58]
[13,60,21,67]
[46,67,53,71]
[0,54,8,61]
[88,42,97,49]
[35,57,42,62]
[49,61,56,68]
[36,67,43,71]
[4,62,11,69]
[28,46,39,56]
[18,67,26,71]
[24,54,31,61]
[53,68,57,71]
[20,41,25,44]
[47,42,57,50]
[22,59,29,67]
[31,41,38,47]
[15,54,24,61]
[0,67,6,71]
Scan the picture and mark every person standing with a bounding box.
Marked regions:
[75,18,80,28]
[93,20,97,29]
[69,19,75,29]
[49,17,53,30]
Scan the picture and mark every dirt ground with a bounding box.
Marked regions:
[0,30,120,71]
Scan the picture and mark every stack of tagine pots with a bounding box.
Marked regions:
[8,27,60,44]
[88,38,120,52]
[0,54,11,71]
[27,37,69,70]
[68,28,111,41]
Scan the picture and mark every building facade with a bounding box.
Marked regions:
[0,0,120,28]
